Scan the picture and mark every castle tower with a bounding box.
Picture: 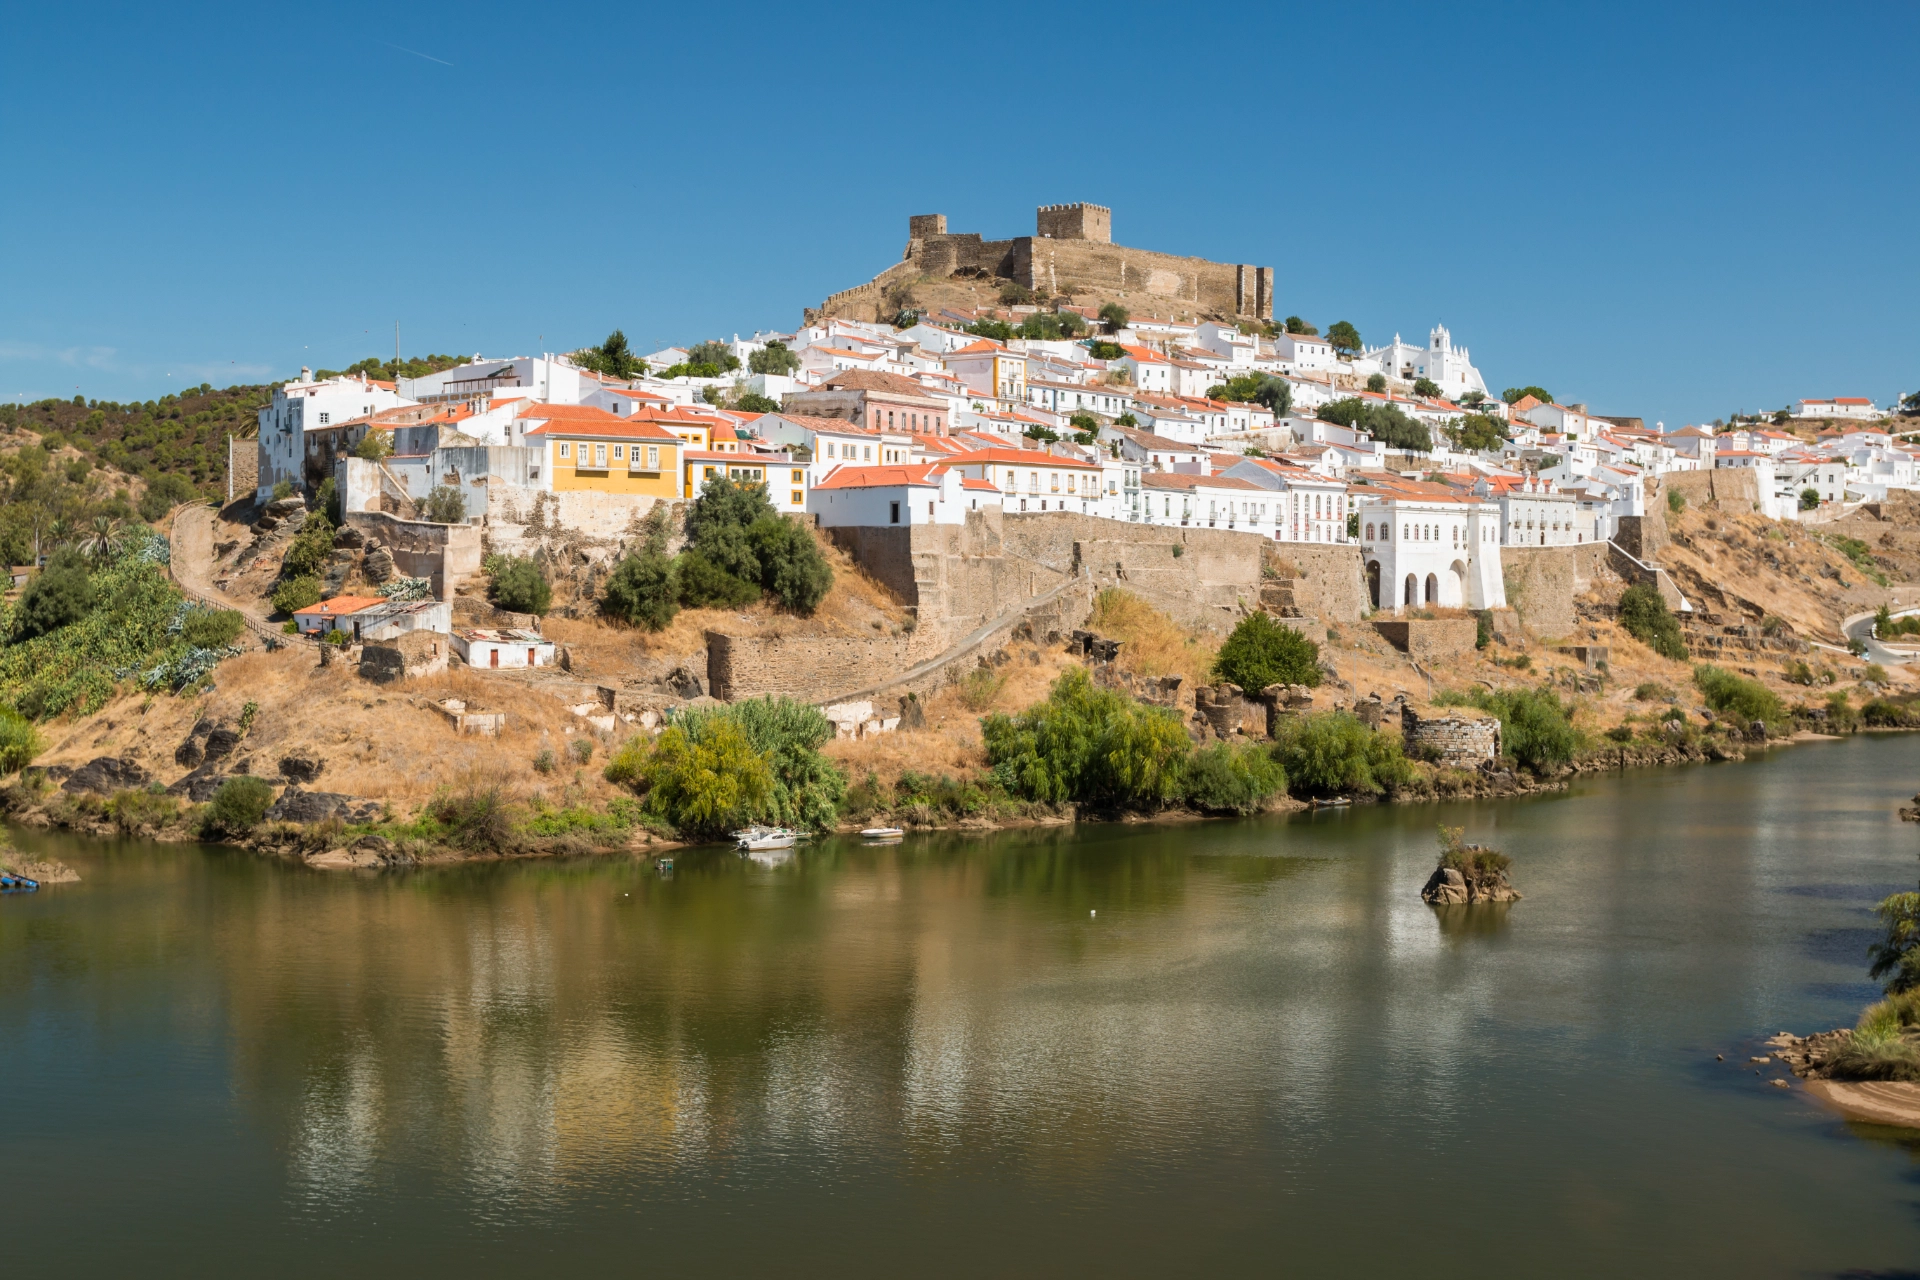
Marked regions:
[1035,202,1111,243]
[909,213,947,239]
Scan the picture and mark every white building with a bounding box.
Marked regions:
[1138,472,1278,535]
[943,445,1111,516]
[1477,474,1595,546]
[1272,331,1335,372]
[1114,344,1172,394]
[944,340,1028,400]
[256,371,414,502]
[1355,492,1506,612]
[1800,398,1879,421]
[1361,326,1489,400]
[807,462,980,528]
[452,628,556,670]
[397,356,592,407]
[1215,457,1353,544]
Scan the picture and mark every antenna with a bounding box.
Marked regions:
[395,321,399,367]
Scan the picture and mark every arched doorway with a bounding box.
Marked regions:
[1366,561,1381,609]
[1404,574,1418,607]
[1424,573,1438,605]
[1448,559,1468,607]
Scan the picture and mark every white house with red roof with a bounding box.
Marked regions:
[1519,399,1593,442]
[1800,397,1879,421]
[808,463,980,528]
[256,370,415,502]
[754,413,914,480]
[1139,472,1278,535]
[1473,474,1594,546]
[1114,344,1172,394]
[944,339,1028,400]
[1214,457,1354,544]
[940,443,1113,517]
[1272,331,1335,373]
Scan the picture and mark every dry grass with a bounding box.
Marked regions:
[34,646,629,815]
[1087,589,1220,686]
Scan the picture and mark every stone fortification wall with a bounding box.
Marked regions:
[226,434,258,507]
[343,511,483,598]
[1372,618,1479,662]
[706,631,916,703]
[1262,544,1371,624]
[1661,467,1763,513]
[1500,543,1617,639]
[1402,705,1500,766]
[485,487,663,546]
[1028,239,1271,318]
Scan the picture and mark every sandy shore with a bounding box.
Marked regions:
[1803,1079,1920,1129]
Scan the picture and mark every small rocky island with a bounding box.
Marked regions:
[1421,825,1520,904]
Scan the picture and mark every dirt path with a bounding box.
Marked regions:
[169,504,280,640]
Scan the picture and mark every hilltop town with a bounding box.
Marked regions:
[6,202,1920,853]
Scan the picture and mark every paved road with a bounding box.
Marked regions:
[1842,608,1920,665]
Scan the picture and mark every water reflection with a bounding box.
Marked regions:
[9,738,1920,1275]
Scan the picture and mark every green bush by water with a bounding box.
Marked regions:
[983,667,1191,811]
[1270,710,1412,798]
[1693,664,1786,733]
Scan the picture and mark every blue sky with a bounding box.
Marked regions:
[1,1,1913,427]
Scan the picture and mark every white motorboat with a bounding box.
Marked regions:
[860,827,905,840]
[735,827,797,851]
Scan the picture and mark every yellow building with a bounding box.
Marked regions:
[682,450,809,511]
[520,404,681,498]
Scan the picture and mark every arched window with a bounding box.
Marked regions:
[1365,522,1375,541]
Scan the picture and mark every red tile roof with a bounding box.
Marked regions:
[812,463,946,491]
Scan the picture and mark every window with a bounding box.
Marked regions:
[889,501,900,525]
[595,443,607,467]
[647,445,660,469]
[791,469,804,484]
[613,444,624,460]
[927,501,934,519]
[826,442,835,458]
[863,446,872,461]
[318,412,330,425]
[792,490,804,505]
[559,442,571,458]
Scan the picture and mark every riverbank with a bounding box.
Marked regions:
[2,713,1898,867]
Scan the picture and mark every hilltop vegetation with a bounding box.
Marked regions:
[1,383,267,504]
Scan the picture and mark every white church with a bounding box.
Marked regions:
[1362,325,1489,400]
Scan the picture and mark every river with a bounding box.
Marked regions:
[5,737,1920,1276]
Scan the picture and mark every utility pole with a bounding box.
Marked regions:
[394,321,400,367]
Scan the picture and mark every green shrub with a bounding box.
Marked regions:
[1799,487,1820,511]
[606,696,844,835]
[1475,610,1493,649]
[1437,824,1511,882]
[568,737,594,765]
[1212,611,1321,691]
[676,550,760,608]
[1865,663,1889,686]
[1667,488,1685,514]
[1828,535,1889,586]
[1271,710,1413,798]
[0,709,44,774]
[1183,741,1286,813]
[270,576,324,616]
[958,666,1006,712]
[1605,724,1634,743]
[1870,889,1920,994]
[181,609,245,650]
[1456,686,1579,771]
[603,552,679,629]
[272,479,294,502]
[1863,697,1920,728]
[487,555,552,615]
[422,486,467,524]
[107,786,180,834]
[1618,583,1687,660]
[429,787,522,853]
[203,776,274,835]
[138,473,197,522]
[982,667,1191,810]
[12,549,95,641]
[1633,681,1674,702]
[1693,664,1786,733]
[749,516,833,613]
[533,748,556,774]
[280,511,335,579]
[352,431,392,461]
[323,629,349,647]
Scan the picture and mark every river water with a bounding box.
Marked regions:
[5,738,1920,1276]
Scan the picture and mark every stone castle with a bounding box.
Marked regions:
[806,203,1274,325]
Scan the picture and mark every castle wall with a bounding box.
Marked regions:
[1027,239,1270,318]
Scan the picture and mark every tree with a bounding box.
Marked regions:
[137,473,195,523]
[487,555,551,615]
[891,309,921,330]
[603,552,679,629]
[982,667,1191,810]
[1098,302,1130,333]
[1055,310,1088,337]
[422,486,467,524]
[748,340,802,376]
[1318,398,1431,452]
[280,510,335,579]
[1801,487,1821,511]
[1183,741,1287,814]
[1206,372,1292,416]
[1068,411,1101,445]
[1213,612,1321,691]
[1283,316,1318,335]
[204,776,275,835]
[1086,340,1125,360]
[352,430,393,461]
[676,551,760,608]
[1022,424,1061,444]
[1446,413,1509,453]
[270,576,323,616]
[1902,391,1920,416]
[1470,687,1579,771]
[749,518,833,613]
[12,548,94,641]
[1366,373,1388,393]
[1116,412,1139,428]
[1271,711,1411,797]
[1325,320,1361,356]
[1618,582,1687,660]
[620,715,772,839]
[1869,889,1920,993]
[967,319,1015,342]
[1459,389,1487,408]
[736,391,780,414]
[685,340,741,374]
[598,330,641,379]
[687,474,777,558]
[1413,377,1442,399]
[0,707,43,774]
[1502,385,1553,405]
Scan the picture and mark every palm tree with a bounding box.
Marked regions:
[84,515,120,561]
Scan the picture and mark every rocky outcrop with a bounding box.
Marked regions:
[62,757,152,795]
[1421,858,1521,904]
[265,787,379,824]
[279,754,324,783]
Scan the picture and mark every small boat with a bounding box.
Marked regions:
[860,827,905,840]
[656,858,674,873]
[743,847,795,868]
[0,871,39,893]
[1311,797,1352,809]
[735,827,796,851]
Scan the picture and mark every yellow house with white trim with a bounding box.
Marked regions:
[519,404,681,498]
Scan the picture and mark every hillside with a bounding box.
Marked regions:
[0,383,267,507]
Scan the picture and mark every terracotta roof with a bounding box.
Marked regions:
[1140,472,1266,492]
[1120,344,1170,364]
[812,463,946,491]
[522,403,680,442]
[951,447,1100,470]
[949,339,1008,356]
[816,370,946,400]
[960,477,1000,492]
[764,412,892,437]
